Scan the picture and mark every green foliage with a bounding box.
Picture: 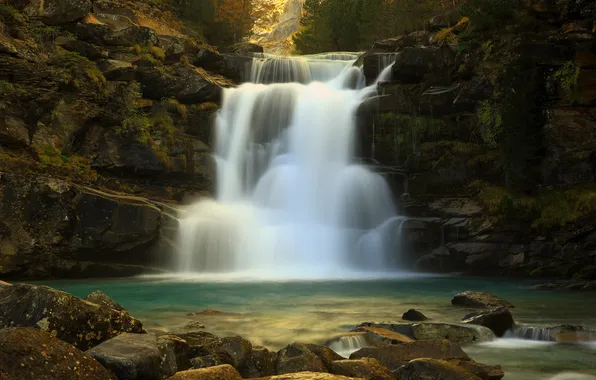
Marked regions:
[476,100,502,148]
[294,0,441,54]
[30,25,59,42]
[481,40,493,61]
[142,46,166,62]
[375,113,444,162]
[0,3,27,24]
[474,181,596,230]
[546,61,580,103]
[51,52,106,91]
[460,0,516,30]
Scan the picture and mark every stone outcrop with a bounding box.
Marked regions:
[0,327,117,380]
[394,358,482,380]
[0,172,166,279]
[276,343,328,375]
[330,358,394,380]
[0,283,144,350]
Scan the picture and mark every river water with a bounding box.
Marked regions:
[40,275,596,379]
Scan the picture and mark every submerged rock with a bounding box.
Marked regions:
[462,308,514,337]
[87,333,190,380]
[451,291,515,309]
[0,327,116,380]
[349,339,469,371]
[330,358,393,380]
[167,364,242,380]
[0,284,144,350]
[402,309,428,321]
[353,326,414,345]
[357,322,494,344]
[394,358,482,380]
[276,343,327,375]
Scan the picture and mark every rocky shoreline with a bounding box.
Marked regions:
[1,281,594,380]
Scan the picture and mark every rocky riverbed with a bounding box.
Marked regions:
[2,279,595,379]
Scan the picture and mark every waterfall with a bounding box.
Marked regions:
[327,334,372,358]
[175,53,405,280]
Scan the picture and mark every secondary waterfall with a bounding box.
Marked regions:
[176,53,402,280]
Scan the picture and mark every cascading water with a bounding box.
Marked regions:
[176,53,404,280]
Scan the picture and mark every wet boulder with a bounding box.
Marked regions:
[87,333,191,380]
[394,358,482,380]
[7,0,91,25]
[0,327,116,380]
[167,365,242,380]
[451,291,515,309]
[330,358,394,380]
[0,284,144,350]
[357,322,494,344]
[350,339,469,371]
[190,354,223,369]
[238,345,277,378]
[402,309,428,321]
[193,46,225,73]
[217,335,253,368]
[302,344,344,370]
[276,343,327,375]
[462,308,514,337]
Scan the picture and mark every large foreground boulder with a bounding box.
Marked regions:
[84,290,127,313]
[451,292,514,309]
[167,365,242,380]
[394,358,482,380]
[0,327,116,380]
[349,339,469,371]
[87,333,190,380]
[0,284,144,350]
[462,308,514,337]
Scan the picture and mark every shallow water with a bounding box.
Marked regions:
[38,275,596,379]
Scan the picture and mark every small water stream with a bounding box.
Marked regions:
[39,276,596,379]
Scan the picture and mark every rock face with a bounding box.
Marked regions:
[167,365,242,380]
[330,358,394,380]
[7,0,92,25]
[0,327,116,380]
[462,308,514,337]
[451,292,515,309]
[87,333,191,380]
[0,283,144,350]
[350,339,469,371]
[276,343,328,374]
[0,173,165,279]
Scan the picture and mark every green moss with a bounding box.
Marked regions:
[476,100,502,148]
[51,52,106,91]
[547,61,580,103]
[0,3,27,24]
[30,25,59,42]
[473,181,596,230]
[149,46,166,62]
[133,44,142,55]
[166,98,188,120]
